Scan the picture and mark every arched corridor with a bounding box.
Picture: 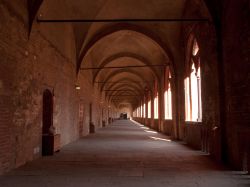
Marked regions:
[0,0,250,186]
[0,120,248,187]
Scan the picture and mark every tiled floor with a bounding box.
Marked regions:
[0,120,249,187]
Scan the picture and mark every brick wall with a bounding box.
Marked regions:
[221,0,250,169]
[0,1,107,174]
[183,0,250,169]
[0,95,13,174]
[180,1,221,160]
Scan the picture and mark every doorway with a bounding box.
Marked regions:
[42,89,54,155]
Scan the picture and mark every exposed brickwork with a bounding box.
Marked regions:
[0,2,112,174]
[184,122,202,150]
[221,0,250,169]
[0,96,13,174]
[181,0,250,169]
[178,0,222,161]
[162,120,173,136]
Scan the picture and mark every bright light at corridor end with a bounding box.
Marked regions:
[75,85,81,90]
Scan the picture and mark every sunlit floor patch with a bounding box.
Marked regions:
[144,130,158,134]
[149,136,171,142]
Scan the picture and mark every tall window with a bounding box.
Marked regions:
[148,100,151,118]
[164,68,172,119]
[154,96,158,119]
[154,80,159,119]
[185,38,202,122]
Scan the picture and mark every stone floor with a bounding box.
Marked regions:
[1,120,249,187]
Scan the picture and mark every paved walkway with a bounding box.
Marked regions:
[1,120,249,187]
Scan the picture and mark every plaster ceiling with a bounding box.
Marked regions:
[35,0,211,109]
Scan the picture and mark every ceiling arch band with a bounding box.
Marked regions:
[92,52,161,83]
[77,23,174,73]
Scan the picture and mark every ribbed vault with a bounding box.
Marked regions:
[28,0,212,112]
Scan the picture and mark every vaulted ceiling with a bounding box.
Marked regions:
[28,0,212,109]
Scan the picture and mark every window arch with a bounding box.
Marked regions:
[184,37,202,122]
[164,68,172,119]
